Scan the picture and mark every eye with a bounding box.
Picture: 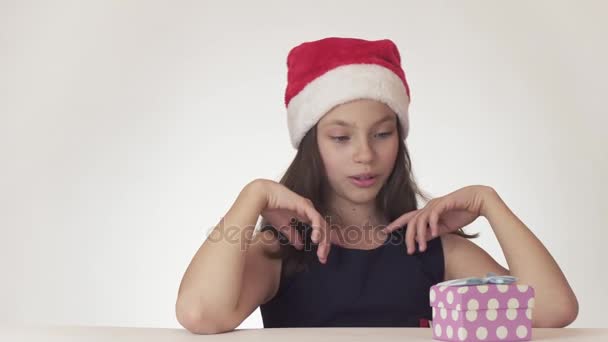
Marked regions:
[330,136,349,143]
[376,131,394,138]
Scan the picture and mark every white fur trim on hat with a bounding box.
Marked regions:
[286,63,410,149]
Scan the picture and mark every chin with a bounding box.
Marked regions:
[347,189,381,203]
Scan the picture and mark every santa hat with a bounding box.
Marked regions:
[284,37,411,149]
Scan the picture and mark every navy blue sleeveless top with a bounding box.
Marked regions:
[260,225,445,327]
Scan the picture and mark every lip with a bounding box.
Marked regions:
[349,174,378,188]
[351,172,377,179]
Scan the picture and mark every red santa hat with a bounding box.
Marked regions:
[284,37,412,149]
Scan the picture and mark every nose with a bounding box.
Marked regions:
[353,138,374,164]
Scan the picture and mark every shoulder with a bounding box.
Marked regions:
[439,232,466,256]
[440,232,488,257]
[440,232,510,282]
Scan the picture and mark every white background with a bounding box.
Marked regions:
[1,0,606,329]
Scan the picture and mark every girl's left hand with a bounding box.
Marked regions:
[382,185,495,254]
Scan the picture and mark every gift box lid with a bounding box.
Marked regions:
[429,274,535,311]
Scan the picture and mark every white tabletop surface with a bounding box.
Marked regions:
[2,325,606,342]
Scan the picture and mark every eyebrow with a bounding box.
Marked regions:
[325,114,395,128]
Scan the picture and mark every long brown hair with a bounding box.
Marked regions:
[260,116,479,277]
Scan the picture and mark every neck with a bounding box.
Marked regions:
[323,195,389,248]
[326,205,386,229]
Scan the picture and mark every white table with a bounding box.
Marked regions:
[2,326,606,341]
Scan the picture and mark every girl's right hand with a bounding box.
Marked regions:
[255,179,331,264]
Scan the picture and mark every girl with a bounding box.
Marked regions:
[175,37,578,334]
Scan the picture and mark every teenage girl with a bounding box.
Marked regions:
[175,37,578,334]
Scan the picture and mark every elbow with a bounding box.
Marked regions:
[175,299,236,335]
[555,293,579,327]
[533,296,579,328]
[534,311,577,328]
[557,296,579,327]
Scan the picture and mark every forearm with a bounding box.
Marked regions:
[481,188,579,327]
[176,181,266,325]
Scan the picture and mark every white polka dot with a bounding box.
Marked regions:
[466,310,478,322]
[451,310,459,321]
[435,323,442,337]
[526,308,532,320]
[516,325,528,338]
[528,297,535,308]
[438,301,444,308]
[486,309,497,321]
[430,289,436,303]
[458,327,468,341]
[497,285,509,293]
[456,304,461,311]
[439,286,447,292]
[467,299,479,311]
[507,309,518,320]
[447,291,454,304]
[446,325,453,338]
[432,307,436,319]
[440,308,447,319]
[508,298,520,309]
[476,327,488,340]
[487,298,499,309]
[496,326,508,340]
[457,287,469,294]
[517,285,529,292]
[477,285,489,293]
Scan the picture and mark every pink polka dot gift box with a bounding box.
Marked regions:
[429,273,535,342]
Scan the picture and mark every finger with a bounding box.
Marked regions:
[429,209,440,238]
[405,213,419,255]
[417,211,430,252]
[276,225,304,250]
[315,214,330,264]
[291,206,318,238]
[425,227,434,241]
[288,226,305,250]
[294,204,312,223]
[323,233,331,264]
[290,212,312,232]
[303,204,322,244]
[410,210,428,253]
[300,199,331,264]
[317,230,328,264]
[305,211,327,263]
[387,210,419,233]
[291,223,305,250]
[383,209,419,233]
[321,217,331,264]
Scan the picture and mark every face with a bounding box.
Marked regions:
[316,99,399,205]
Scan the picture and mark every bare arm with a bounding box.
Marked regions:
[480,188,578,327]
[175,180,276,334]
[443,188,579,328]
